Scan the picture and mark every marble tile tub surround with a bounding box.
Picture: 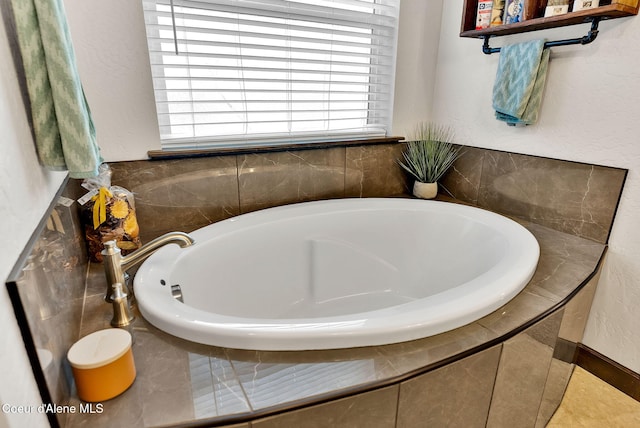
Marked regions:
[396,345,502,428]
[441,146,627,245]
[109,144,408,243]
[108,143,625,247]
[534,271,602,428]
[64,214,607,428]
[7,142,625,427]
[5,179,88,428]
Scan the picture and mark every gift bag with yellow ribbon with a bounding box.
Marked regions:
[78,164,142,262]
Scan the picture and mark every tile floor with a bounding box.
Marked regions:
[547,366,640,427]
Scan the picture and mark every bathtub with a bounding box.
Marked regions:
[134,198,539,350]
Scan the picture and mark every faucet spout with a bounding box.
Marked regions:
[121,232,194,271]
[102,231,195,302]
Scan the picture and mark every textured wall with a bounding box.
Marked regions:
[391,0,443,136]
[434,2,640,373]
[0,1,67,427]
[62,0,160,161]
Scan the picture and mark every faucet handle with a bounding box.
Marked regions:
[103,241,125,303]
[102,240,121,256]
[111,283,135,328]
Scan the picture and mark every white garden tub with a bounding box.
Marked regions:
[134,198,539,350]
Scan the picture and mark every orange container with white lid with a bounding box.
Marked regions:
[67,328,136,402]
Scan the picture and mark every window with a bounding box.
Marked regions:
[142,0,400,150]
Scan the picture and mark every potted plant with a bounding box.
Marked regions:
[398,123,462,199]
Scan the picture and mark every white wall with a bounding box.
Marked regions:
[392,0,443,136]
[434,3,640,373]
[0,2,66,427]
[63,0,160,161]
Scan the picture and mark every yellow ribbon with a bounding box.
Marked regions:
[91,187,112,229]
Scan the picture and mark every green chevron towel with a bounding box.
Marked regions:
[11,0,102,178]
[493,39,550,126]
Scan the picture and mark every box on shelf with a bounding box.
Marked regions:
[476,0,494,29]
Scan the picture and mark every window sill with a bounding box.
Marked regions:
[147,137,405,160]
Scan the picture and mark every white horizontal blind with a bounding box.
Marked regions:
[142,0,400,150]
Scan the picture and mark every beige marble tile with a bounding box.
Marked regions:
[516,221,605,302]
[138,331,201,425]
[397,345,501,428]
[477,290,557,338]
[476,151,626,244]
[530,309,565,348]
[66,384,145,428]
[440,145,485,203]
[68,303,251,427]
[225,346,399,412]
[544,279,595,366]
[251,385,398,428]
[528,252,597,302]
[237,148,346,213]
[345,143,409,197]
[78,294,112,337]
[375,322,497,375]
[557,267,601,343]
[548,366,640,427]
[8,186,88,409]
[188,355,251,418]
[522,220,606,265]
[486,310,563,428]
[110,157,240,242]
[85,261,109,298]
[535,359,574,428]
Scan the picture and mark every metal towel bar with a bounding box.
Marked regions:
[482,17,601,55]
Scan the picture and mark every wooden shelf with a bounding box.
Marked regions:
[461,1,639,39]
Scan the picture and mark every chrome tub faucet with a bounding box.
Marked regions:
[102,231,195,302]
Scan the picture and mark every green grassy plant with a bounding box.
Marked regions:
[398,123,461,184]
